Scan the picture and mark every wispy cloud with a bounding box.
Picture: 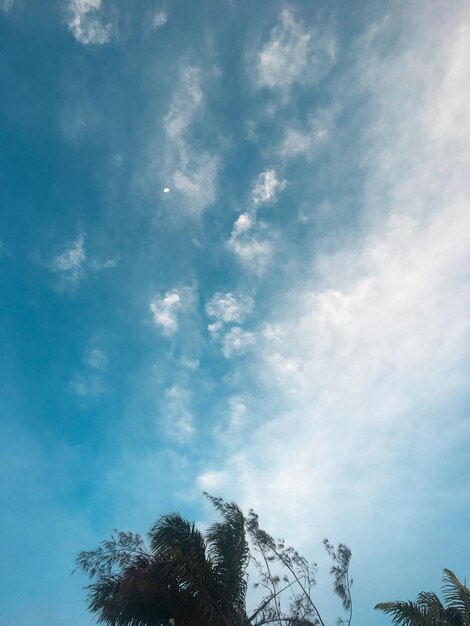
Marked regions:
[251,169,286,207]
[213,395,250,443]
[205,291,254,358]
[89,256,120,271]
[50,233,86,285]
[226,213,274,275]
[206,291,254,328]
[68,374,108,397]
[220,326,255,358]
[150,291,182,335]
[253,8,336,95]
[48,233,118,288]
[2,0,13,13]
[84,348,109,371]
[162,385,195,443]
[68,346,110,396]
[159,66,218,215]
[227,168,285,273]
[64,0,118,45]
[279,109,333,160]
[152,10,167,29]
[149,285,196,336]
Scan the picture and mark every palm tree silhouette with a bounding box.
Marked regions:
[375,568,470,626]
[78,495,249,626]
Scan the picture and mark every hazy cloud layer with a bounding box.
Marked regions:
[198,0,470,568]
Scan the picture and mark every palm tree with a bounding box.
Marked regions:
[77,495,352,626]
[77,495,249,626]
[375,568,470,626]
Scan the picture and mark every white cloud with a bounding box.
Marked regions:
[225,396,248,432]
[172,154,218,211]
[48,233,118,288]
[205,292,254,326]
[84,348,108,371]
[221,326,255,358]
[225,169,286,275]
[227,213,274,275]
[160,66,218,214]
[68,373,108,397]
[279,110,333,159]
[89,256,120,271]
[251,169,286,207]
[50,233,86,284]
[163,385,195,443]
[198,0,470,573]
[152,10,168,29]
[180,356,200,370]
[205,292,255,358]
[64,0,116,45]
[150,291,182,335]
[254,8,336,94]
[68,345,110,396]
[149,286,196,336]
[163,67,203,138]
[2,0,13,13]
[197,469,227,491]
[230,212,252,236]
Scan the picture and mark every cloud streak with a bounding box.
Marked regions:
[160,66,218,215]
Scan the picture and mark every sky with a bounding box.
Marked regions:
[1,0,469,625]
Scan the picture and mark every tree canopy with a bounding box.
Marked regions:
[76,494,353,626]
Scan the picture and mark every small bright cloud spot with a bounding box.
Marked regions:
[163,187,170,193]
[152,10,168,29]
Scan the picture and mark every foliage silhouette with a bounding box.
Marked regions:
[375,568,470,626]
[77,494,353,626]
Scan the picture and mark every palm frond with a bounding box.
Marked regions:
[416,592,443,609]
[442,569,470,625]
[86,556,182,626]
[205,496,250,619]
[374,601,428,626]
[149,513,208,574]
[150,512,241,626]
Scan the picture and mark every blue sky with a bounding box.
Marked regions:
[1,1,469,624]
